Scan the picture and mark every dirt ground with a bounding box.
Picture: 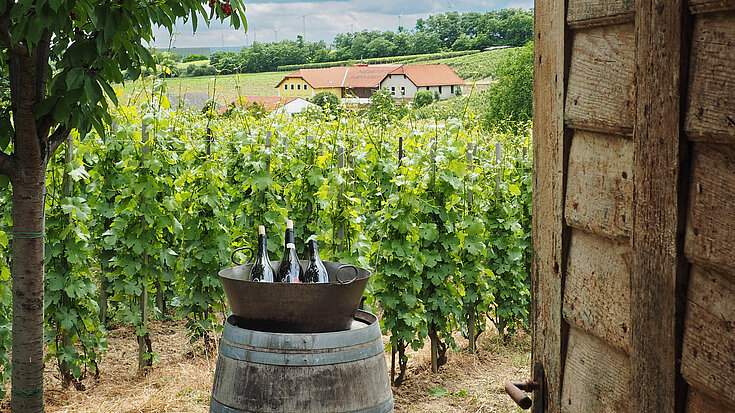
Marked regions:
[1,319,529,413]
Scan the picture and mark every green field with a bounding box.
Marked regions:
[119,48,516,107]
[419,48,517,80]
[119,70,289,107]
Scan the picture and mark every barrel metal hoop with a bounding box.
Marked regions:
[219,337,385,366]
[210,395,394,413]
[222,317,381,351]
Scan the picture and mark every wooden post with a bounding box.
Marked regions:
[398,135,404,167]
[138,122,152,369]
[306,135,314,216]
[495,142,502,201]
[58,136,75,385]
[532,0,567,410]
[466,142,476,354]
[430,335,439,373]
[337,147,345,253]
[265,130,272,173]
[631,1,687,411]
[206,127,213,156]
[391,346,396,386]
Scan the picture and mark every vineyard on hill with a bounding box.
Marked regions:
[0,79,531,406]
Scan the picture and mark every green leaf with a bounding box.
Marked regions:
[83,77,102,104]
[68,164,89,182]
[508,183,521,196]
[429,386,448,397]
[66,67,85,89]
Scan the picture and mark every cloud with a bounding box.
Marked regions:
[152,0,533,48]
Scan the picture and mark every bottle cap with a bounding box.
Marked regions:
[286,219,293,229]
[258,225,265,235]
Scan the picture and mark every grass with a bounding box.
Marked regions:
[118,71,288,107]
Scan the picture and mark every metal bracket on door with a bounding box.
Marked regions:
[505,362,544,410]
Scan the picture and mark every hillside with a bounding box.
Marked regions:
[119,48,516,107]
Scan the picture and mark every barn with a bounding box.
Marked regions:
[528,1,735,412]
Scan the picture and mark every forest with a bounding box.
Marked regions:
[179,9,534,75]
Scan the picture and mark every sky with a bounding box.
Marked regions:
[151,0,533,49]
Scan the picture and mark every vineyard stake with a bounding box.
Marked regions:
[467,142,476,355]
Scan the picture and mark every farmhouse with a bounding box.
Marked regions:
[275,64,464,101]
[380,64,464,100]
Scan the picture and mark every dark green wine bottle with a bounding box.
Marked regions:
[276,220,303,283]
[250,225,275,282]
[303,239,329,283]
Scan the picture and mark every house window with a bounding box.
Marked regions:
[451,85,454,93]
[291,84,295,90]
[400,86,405,95]
[304,84,308,90]
[391,86,395,95]
[297,84,301,90]
[439,86,442,93]
[284,85,288,90]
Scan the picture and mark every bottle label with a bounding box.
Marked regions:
[286,243,295,249]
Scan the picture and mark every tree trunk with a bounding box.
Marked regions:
[11,165,47,412]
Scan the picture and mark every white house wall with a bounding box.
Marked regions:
[380,74,461,100]
[380,74,418,99]
[414,85,461,100]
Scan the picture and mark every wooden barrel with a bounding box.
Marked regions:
[210,310,393,413]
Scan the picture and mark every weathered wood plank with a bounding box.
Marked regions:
[533,0,567,411]
[688,0,735,14]
[565,24,635,135]
[567,0,634,29]
[685,13,735,143]
[561,327,630,413]
[565,130,633,238]
[563,229,631,354]
[684,143,735,277]
[632,1,688,411]
[686,386,735,412]
[681,265,735,409]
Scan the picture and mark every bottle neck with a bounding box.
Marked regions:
[308,240,319,261]
[258,234,268,255]
[285,229,295,246]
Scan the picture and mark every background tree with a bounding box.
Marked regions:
[413,90,434,108]
[0,1,245,411]
[481,41,533,126]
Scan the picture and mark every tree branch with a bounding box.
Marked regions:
[47,124,71,159]
[0,151,15,180]
[35,30,51,104]
[0,4,25,57]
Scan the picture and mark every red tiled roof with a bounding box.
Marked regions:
[275,64,464,90]
[343,65,399,88]
[276,65,400,89]
[388,64,465,87]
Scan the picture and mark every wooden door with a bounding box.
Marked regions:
[532,1,735,411]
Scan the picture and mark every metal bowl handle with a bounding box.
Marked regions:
[334,264,359,285]
[231,246,254,266]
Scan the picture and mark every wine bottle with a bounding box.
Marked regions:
[303,239,329,283]
[250,225,275,282]
[276,220,303,283]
